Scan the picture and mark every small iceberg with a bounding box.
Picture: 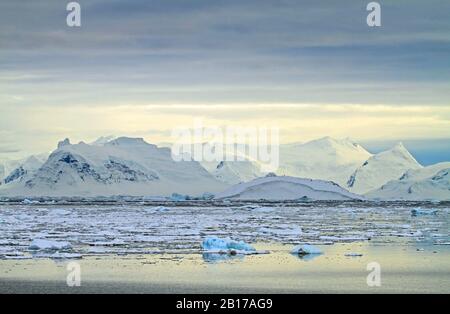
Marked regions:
[29,239,72,251]
[291,244,322,255]
[49,209,71,216]
[202,237,261,255]
[253,207,275,212]
[170,193,189,201]
[22,199,40,205]
[411,209,438,216]
[49,252,82,260]
[345,252,363,257]
[144,206,169,213]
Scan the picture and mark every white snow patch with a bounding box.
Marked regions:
[29,239,72,251]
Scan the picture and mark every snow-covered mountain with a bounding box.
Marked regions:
[367,162,450,201]
[0,137,227,197]
[0,158,21,181]
[215,174,364,201]
[176,142,264,185]
[1,135,448,200]
[0,155,47,185]
[347,143,423,194]
[195,137,372,186]
[90,135,117,146]
[213,160,262,185]
[0,160,8,181]
[277,137,372,186]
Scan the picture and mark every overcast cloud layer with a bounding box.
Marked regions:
[0,0,449,157]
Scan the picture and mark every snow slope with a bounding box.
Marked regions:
[0,160,8,181]
[277,137,372,187]
[0,137,227,197]
[347,143,422,194]
[197,137,372,186]
[367,162,450,201]
[0,158,22,182]
[0,155,47,185]
[215,175,363,201]
[213,160,262,185]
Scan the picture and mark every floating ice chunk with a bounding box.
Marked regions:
[50,209,70,216]
[49,252,82,259]
[253,207,275,212]
[411,209,438,216]
[345,252,363,257]
[201,192,215,200]
[258,226,302,236]
[29,239,72,251]
[85,239,126,246]
[291,244,322,255]
[202,237,256,254]
[170,193,189,201]
[143,206,169,213]
[4,255,32,260]
[142,196,166,201]
[22,199,39,205]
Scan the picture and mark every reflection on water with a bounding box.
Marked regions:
[291,252,322,262]
[202,252,245,263]
[0,242,449,293]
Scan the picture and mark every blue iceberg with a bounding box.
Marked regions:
[202,237,256,253]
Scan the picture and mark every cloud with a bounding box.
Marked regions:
[0,0,449,108]
[0,1,449,157]
[0,146,20,154]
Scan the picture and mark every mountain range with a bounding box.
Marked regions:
[0,136,448,200]
[0,137,226,197]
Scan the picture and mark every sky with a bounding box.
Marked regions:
[0,0,449,161]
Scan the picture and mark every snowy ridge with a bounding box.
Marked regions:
[367,162,450,201]
[1,135,449,200]
[198,137,372,186]
[347,143,423,194]
[277,137,372,187]
[0,137,227,197]
[213,160,262,185]
[215,175,364,201]
[0,155,47,185]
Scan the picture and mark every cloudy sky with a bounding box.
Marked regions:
[0,0,449,160]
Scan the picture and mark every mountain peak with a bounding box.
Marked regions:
[387,142,420,164]
[310,136,359,147]
[57,138,71,149]
[91,135,117,146]
[347,141,422,194]
[392,142,406,151]
[107,137,148,146]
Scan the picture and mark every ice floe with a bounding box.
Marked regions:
[144,206,169,213]
[202,237,255,252]
[22,199,40,205]
[202,236,267,255]
[29,239,72,251]
[291,244,322,255]
[345,252,363,257]
[0,201,448,259]
[411,208,438,216]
